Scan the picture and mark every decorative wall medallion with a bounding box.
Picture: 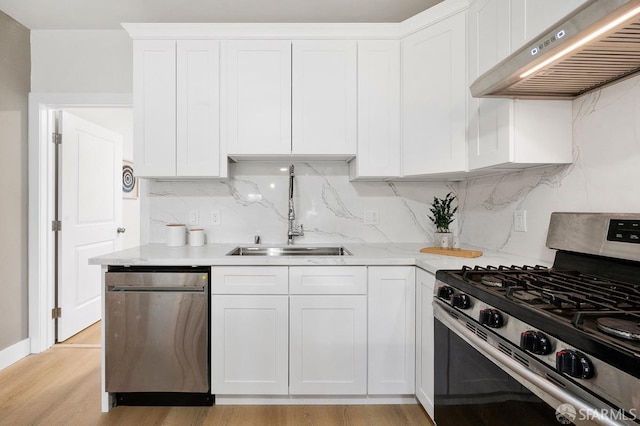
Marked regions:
[122,160,138,199]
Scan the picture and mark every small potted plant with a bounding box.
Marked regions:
[428,192,458,248]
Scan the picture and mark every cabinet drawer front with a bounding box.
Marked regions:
[289,266,366,294]
[212,266,288,294]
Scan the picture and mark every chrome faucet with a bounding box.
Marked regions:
[287,164,304,245]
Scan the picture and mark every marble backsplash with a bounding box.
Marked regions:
[458,74,640,263]
[142,162,456,246]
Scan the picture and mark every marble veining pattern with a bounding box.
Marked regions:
[143,162,454,246]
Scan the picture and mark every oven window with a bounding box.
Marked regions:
[434,318,571,426]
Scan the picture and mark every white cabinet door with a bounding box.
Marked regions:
[415,268,436,419]
[212,295,289,395]
[511,0,589,52]
[223,40,292,156]
[177,40,221,177]
[467,0,573,171]
[468,0,513,170]
[368,267,415,395]
[289,295,367,395]
[292,40,357,156]
[352,40,401,179]
[402,12,467,176]
[133,40,176,177]
[134,39,224,178]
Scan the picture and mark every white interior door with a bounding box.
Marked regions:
[58,111,123,342]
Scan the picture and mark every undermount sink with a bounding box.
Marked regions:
[227,246,352,256]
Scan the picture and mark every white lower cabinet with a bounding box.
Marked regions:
[211,295,289,394]
[415,268,436,418]
[289,295,367,395]
[211,266,289,395]
[212,265,426,400]
[368,266,415,395]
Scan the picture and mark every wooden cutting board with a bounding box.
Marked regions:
[420,247,483,258]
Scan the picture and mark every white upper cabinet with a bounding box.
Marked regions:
[511,0,590,52]
[351,40,401,179]
[467,0,573,171]
[223,39,356,158]
[292,40,357,156]
[134,39,224,178]
[402,12,467,176]
[223,40,292,156]
[177,40,222,176]
[134,40,176,177]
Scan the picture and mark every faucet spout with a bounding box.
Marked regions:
[287,164,303,245]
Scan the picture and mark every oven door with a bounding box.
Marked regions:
[433,300,628,426]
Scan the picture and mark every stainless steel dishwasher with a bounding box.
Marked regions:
[105,266,212,406]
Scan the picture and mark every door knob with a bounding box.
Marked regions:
[117,227,126,234]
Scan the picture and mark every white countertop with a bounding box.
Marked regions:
[90,243,550,274]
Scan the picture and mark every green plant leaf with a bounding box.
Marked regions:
[428,192,457,232]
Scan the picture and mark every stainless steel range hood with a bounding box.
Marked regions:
[471,0,640,99]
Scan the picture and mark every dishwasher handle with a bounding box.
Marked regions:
[105,270,209,291]
[107,285,206,292]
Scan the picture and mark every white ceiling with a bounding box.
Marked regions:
[0,0,443,30]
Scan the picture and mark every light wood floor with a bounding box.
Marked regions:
[57,321,101,346]
[0,322,433,425]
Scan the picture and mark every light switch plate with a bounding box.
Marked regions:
[188,210,199,225]
[514,210,527,232]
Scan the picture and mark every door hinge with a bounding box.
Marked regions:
[51,307,62,319]
[52,220,62,231]
[52,132,62,144]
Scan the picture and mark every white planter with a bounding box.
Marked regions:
[434,232,452,249]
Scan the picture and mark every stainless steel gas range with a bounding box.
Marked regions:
[433,213,640,426]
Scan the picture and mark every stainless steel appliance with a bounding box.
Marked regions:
[105,266,212,405]
[471,0,640,99]
[433,213,640,425]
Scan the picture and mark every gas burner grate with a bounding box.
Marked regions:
[459,265,550,289]
[528,270,640,311]
[456,265,640,312]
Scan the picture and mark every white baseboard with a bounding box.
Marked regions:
[0,338,31,371]
[215,395,418,405]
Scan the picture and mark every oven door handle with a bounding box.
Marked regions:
[433,301,626,426]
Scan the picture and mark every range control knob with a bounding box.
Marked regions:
[520,330,552,355]
[556,349,594,379]
[479,309,504,328]
[437,286,455,301]
[451,293,471,309]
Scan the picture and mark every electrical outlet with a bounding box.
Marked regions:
[514,210,527,232]
[363,209,379,225]
[211,210,221,226]
[188,210,199,225]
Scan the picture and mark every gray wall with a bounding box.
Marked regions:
[31,30,132,93]
[0,11,30,351]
